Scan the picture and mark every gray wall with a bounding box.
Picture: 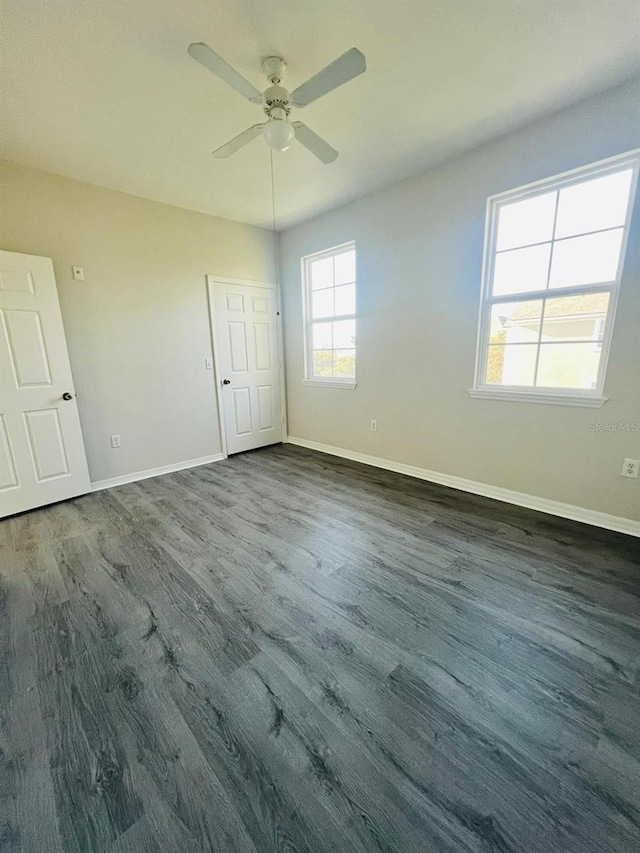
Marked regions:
[279,78,640,522]
[0,161,275,483]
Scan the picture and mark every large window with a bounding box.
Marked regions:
[303,242,356,388]
[471,151,639,406]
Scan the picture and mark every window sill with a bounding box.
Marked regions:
[467,388,608,408]
[304,379,357,390]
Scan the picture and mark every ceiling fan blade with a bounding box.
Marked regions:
[293,122,338,164]
[188,43,263,103]
[212,124,266,158]
[291,48,366,107]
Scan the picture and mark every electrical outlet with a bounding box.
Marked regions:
[110,434,121,448]
[72,266,84,281]
[621,458,639,479]
[370,419,377,432]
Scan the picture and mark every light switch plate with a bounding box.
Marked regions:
[205,357,213,370]
[72,266,84,281]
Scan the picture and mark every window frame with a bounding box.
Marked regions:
[470,150,639,407]
[302,241,357,389]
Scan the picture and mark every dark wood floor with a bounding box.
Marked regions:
[1,444,639,853]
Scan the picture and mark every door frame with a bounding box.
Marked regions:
[206,275,287,458]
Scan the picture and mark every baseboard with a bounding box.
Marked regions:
[286,436,640,538]
[90,453,226,492]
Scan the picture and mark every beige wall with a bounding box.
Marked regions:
[0,161,275,482]
[280,78,640,522]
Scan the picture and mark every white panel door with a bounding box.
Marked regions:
[211,280,283,454]
[0,251,90,517]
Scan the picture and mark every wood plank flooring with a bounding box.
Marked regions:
[1,443,639,852]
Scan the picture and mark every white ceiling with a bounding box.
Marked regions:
[2,0,640,230]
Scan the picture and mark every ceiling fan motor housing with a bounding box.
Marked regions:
[263,84,291,117]
[261,57,292,117]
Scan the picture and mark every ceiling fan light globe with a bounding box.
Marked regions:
[263,119,295,152]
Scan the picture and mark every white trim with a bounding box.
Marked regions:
[287,436,640,538]
[488,148,640,203]
[91,453,225,492]
[302,242,357,385]
[275,286,288,438]
[205,274,277,289]
[472,148,640,403]
[301,241,357,262]
[467,388,607,407]
[303,379,358,390]
[206,276,230,459]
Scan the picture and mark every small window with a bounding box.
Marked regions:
[471,151,639,406]
[302,242,356,387]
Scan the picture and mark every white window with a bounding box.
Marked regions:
[470,150,639,407]
[302,242,357,388]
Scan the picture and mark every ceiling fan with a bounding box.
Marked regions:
[188,43,366,163]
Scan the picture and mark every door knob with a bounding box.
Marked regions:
[222,379,231,385]
[62,392,73,401]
